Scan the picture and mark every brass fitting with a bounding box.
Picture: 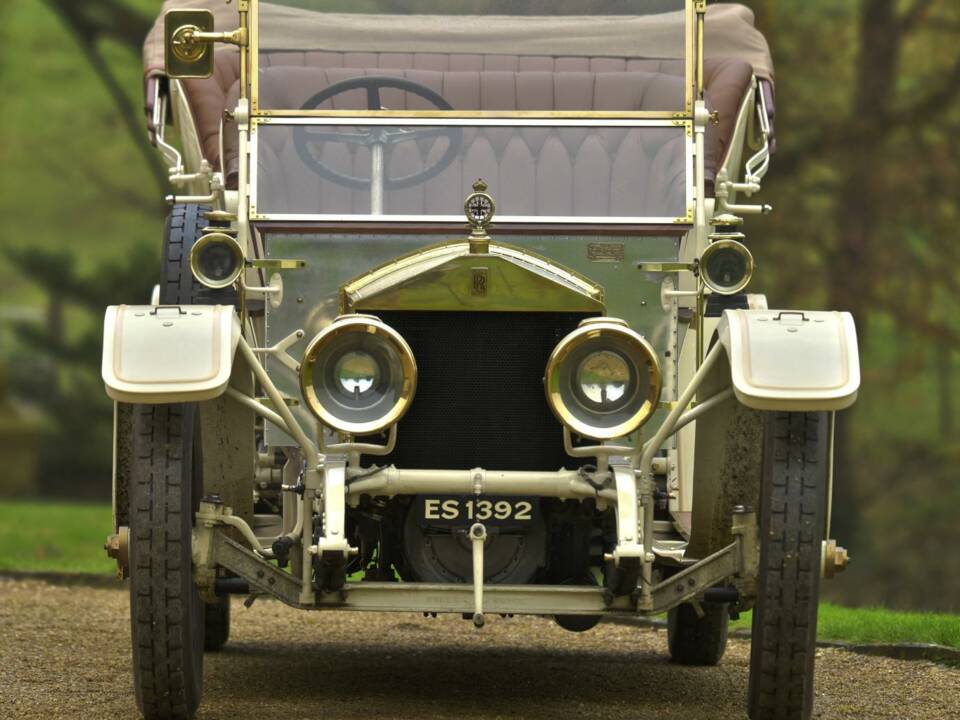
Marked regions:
[104,526,130,579]
[822,539,850,579]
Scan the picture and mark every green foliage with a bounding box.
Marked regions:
[742,0,960,611]
[0,500,115,575]
[0,0,162,499]
[2,243,158,498]
[0,0,162,301]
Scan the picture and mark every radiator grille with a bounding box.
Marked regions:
[367,311,594,471]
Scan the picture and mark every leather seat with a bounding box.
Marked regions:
[185,50,754,207]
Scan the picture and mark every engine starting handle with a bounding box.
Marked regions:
[470,523,487,628]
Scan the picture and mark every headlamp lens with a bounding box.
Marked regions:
[705,246,748,289]
[198,242,239,284]
[576,350,631,407]
[334,350,379,396]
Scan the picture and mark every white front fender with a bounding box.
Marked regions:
[717,309,860,411]
[102,305,241,403]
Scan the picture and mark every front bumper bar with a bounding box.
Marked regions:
[195,507,757,617]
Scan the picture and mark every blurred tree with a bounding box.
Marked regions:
[3,245,158,499]
[43,0,166,192]
[744,0,960,607]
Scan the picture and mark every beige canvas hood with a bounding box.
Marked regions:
[144,2,774,82]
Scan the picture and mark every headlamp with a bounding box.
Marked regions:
[299,315,417,435]
[545,318,662,440]
[700,239,754,296]
[189,232,245,289]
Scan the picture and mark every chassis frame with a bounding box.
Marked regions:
[178,337,753,623]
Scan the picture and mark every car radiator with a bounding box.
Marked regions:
[366,310,595,471]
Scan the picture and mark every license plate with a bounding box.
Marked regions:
[417,495,540,528]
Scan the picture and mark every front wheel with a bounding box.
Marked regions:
[748,412,828,720]
[129,404,205,720]
[667,601,729,666]
[203,596,230,652]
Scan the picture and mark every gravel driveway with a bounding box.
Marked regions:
[1,579,958,720]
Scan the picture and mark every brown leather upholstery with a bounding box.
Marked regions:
[185,50,754,202]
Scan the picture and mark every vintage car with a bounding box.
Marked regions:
[103,2,859,719]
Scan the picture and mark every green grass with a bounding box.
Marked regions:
[0,500,114,575]
[731,603,960,649]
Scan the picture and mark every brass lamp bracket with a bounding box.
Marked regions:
[171,25,247,63]
[249,259,307,271]
[636,261,698,274]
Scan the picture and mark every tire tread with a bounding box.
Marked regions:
[748,412,827,720]
[129,404,202,720]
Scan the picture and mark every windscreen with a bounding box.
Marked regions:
[254,0,691,113]
[251,119,691,222]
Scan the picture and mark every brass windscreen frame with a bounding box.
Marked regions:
[248,0,700,120]
[248,116,696,225]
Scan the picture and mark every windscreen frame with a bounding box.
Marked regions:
[249,116,695,225]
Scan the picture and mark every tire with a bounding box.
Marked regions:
[203,596,231,652]
[667,601,729,665]
[161,204,238,307]
[161,203,236,655]
[748,412,828,720]
[129,404,204,720]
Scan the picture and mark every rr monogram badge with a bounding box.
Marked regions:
[471,267,489,297]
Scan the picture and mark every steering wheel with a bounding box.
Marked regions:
[292,76,463,193]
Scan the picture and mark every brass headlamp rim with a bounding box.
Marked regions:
[544,318,663,441]
[700,238,755,296]
[298,315,417,436]
[189,232,245,289]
